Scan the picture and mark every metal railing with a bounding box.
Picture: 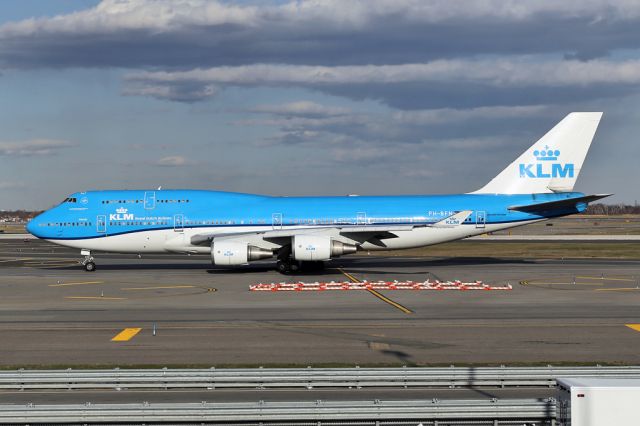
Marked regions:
[0,366,638,390]
[0,399,556,424]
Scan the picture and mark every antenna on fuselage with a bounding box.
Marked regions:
[157,186,162,190]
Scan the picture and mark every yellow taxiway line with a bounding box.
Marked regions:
[366,288,414,314]
[111,328,142,341]
[49,281,103,287]
[578,276,637,282]
[65,296,126,300]
[521,280,604,286]
[338,268,413,314]
[595,288,640,292]
[121,285,197,291]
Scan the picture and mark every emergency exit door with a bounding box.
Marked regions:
[174,214,184,232]
[96,215,106,233]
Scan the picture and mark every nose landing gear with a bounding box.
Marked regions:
[81,249,96,272]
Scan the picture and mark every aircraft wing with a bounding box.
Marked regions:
[191,211,478,248]
[508,194,612,213]
[190,224,417,247]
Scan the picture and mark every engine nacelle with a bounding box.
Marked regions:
[292,235,357,261]
[211,241,273,265]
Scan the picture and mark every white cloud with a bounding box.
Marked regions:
[432,136,513,150]
[0,139,73,156]
[122,82,218,102]
[155,156,192,167]
[124,58,640,104]
[393,105,547,125]
[2,0,639,71]
[2,0,639,38]
[237,100,552,150]
[246,103,547,128]
[0,0,259,35]
[280,0,640,23]
[331,145,394,163]
[249,101,351,118]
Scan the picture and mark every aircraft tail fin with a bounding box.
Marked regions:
[472,112,603,194]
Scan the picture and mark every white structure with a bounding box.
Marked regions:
[557,377,640,425]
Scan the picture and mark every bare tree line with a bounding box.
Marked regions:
[0,210,42,221]
[584,203,640,215]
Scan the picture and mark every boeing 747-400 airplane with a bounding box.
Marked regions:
[27,112,609,273]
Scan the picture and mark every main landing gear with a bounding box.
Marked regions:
[81,249,96,272]
[275,246,325,274]
[276,258,325,274]
[276,258,299,274]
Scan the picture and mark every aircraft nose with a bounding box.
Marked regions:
[26,216,39,236]
[26,219,36,235]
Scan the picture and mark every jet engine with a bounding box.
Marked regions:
[292,235,357,261]
[211,241,273,265]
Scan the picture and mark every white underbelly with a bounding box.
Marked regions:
[47,220,540,254]
[360,220,539,250]
[47,226,273,253]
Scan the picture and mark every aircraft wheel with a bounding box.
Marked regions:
[84,261,96,272]
[276,260,290,274]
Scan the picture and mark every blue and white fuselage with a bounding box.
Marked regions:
[29,190,587,252]
[27,112,609,272]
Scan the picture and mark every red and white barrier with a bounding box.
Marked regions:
[249,280,512,292]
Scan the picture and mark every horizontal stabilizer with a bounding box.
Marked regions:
[508,194,612,213]
[430,210,473,227]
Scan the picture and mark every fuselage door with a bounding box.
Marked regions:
[97,215,106,234]
[476,211,486,229]
[144,191,156,210]
[174,214,184,232]
[356,212,367,225]
[272,213,283,230]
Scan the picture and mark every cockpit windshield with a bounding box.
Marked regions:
[62,197,77,203]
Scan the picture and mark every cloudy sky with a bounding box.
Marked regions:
[1,0,639,209]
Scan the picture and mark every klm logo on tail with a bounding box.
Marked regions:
[519,146,574,179]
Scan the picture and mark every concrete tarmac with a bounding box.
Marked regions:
[1,240,640,367]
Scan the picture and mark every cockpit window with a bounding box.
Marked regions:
[62,197,77,203]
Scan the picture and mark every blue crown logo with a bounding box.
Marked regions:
[533,146,560,161]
